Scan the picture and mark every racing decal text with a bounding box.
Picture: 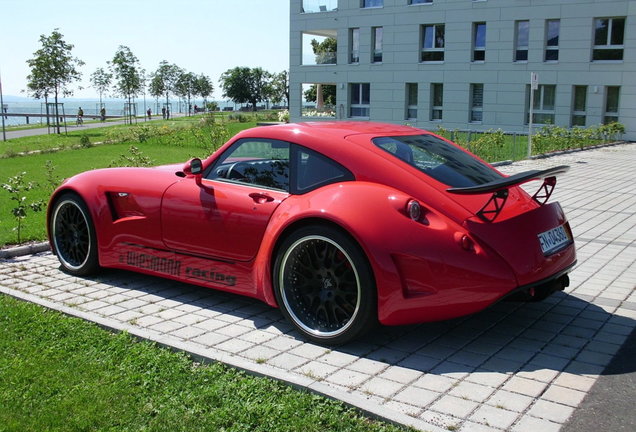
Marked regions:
[186,267,237,287]
[121,252,181,276]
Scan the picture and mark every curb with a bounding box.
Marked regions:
[0,242,50,259]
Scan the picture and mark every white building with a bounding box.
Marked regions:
[289,0,635,139]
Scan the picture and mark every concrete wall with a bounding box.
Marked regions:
[290,0,636,139]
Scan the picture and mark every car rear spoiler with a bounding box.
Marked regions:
[447,165,570,222]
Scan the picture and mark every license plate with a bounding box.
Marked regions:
[538,224,572,255]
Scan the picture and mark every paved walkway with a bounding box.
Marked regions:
[1,143,635,432]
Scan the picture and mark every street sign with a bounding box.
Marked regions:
[531,72,539,90]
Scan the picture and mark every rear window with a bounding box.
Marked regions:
[373,135,502,187]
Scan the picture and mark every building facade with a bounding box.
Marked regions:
[290,0,636,139]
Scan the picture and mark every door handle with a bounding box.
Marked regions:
[249,192,275,203]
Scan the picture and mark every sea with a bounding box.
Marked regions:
[0,96,241,127]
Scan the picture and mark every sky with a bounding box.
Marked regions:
[0,0,290,100]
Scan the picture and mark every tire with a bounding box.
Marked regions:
[273,225,377,345]
[50,193,99,276]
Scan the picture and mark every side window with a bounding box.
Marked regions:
[293,147,354,194]
[206,139,290,191]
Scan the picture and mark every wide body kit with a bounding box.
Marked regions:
[48,122,576,343]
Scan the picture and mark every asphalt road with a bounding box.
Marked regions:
[561,326,636,431]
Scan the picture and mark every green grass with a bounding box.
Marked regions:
[1,116,621,247]
[0,294,408,432]
[1,115,208,156]
[0,118,258,246]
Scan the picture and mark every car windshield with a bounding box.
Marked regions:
[373,134,502,187]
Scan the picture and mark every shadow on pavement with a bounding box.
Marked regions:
[70,266,635,378]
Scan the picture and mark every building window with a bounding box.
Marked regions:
[372,27,383,63]
[421,24,445,62]
[350,28,360,63]
[350,83,370,118]
[526,84,556,124]
[545,19,560,61]
[571,86,587,126]
[410,0,432,4]
[515,20,529,61]
[593,17,625,61]
[604,86,620,123]
[473,22,486,62]
[406,83,418,120]
[302,0,338,13]
[430,83,443,121]
[362,0,382,8]
[470,84,484,123]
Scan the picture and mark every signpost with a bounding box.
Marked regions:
[528,72,538,157]
[0,69,6,142]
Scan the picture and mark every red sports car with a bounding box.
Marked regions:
[48,122,576,344]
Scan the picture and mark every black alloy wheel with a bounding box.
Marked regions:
[50,193,99,276]
[274,225,376,345]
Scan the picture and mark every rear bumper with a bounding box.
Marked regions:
[377,202,576,326]
[465,202,576,287]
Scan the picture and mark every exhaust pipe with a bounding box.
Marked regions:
[507,275,570,302]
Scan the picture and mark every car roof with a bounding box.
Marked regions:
[236,121,424,145]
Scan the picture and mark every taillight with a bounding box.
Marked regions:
[460,234,475,251]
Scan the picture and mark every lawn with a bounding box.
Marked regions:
[0,116,258,247]
[0,294,408,432]
[0,116,623,247]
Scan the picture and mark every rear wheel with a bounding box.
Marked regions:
[50,193,99,276]
[273,225,376,345]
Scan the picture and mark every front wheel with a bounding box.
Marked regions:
[273,225,377,345]
[50,193,99,276]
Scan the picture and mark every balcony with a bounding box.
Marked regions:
[302,0,337,13]
[302,31,338,65]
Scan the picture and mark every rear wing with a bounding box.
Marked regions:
[447,165,570,222]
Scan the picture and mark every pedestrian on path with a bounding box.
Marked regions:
[147,108,152,120]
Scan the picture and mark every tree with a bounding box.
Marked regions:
[304,84,336,106]
[149,61,182,115]
[194,74,214,110]
[110,46,142,124]
[219,67,270,112]
[90,67,112,109]
[26,29,84,134]
[310,37,337,64]
[269,70,289,108]
[175,71,197,115]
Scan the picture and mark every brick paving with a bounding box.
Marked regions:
[1,142,635,432]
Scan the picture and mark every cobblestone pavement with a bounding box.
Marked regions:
[1,143,635,432]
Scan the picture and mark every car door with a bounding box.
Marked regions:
[161,138,290,262]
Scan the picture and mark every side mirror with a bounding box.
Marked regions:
[183,158,203,176]
[182,158,211,190]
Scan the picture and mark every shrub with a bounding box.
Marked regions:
[79,133,92,148]
[109,146,154,167]
[228,113,249,123]
[1,172,45,243]
[44,160,62,193]
[278,110,290,123]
